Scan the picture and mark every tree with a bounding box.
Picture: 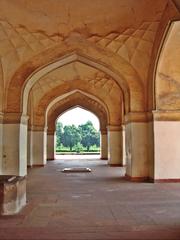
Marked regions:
[56,122,63,148]
[79,121,100,151]
[61,125,81,151]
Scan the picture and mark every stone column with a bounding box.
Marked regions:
[27,130,32,167]
[2,113,28,176]
[122,125,126,166]
[150,111,180,182]
[107,125,123,166]
[47,131,55,160]
[100,129,108,160]
[29,126,47,166]
[125,112,149,181]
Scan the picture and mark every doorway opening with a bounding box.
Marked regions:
[55,107,101,160]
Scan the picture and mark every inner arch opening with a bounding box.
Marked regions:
[55,107,101,160]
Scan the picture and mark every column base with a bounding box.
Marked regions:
[31,164,45,167]
[47,158,55,161]
[149,178,180,183]
[109,163,124,167]
[101,157,108,160]
[125,174,149,182]
[126,175,180,183]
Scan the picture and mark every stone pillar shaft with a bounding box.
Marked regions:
[1,114,28,176]
[125,112,149,181]
[100,130,108,160]
[47,132,55,160]
[151,111,180,182]
[28,126,47,166]
[108,125,123,166]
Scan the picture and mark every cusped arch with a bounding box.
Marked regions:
[6,40,145,116]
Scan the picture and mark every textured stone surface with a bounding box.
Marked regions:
[0,157,180,239]
[0,0,180,190]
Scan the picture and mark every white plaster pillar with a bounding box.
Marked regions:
[47,131,55,160]
[29,126,47,166]
[100,130,108,160]
[2,114,28,176]
[151,111,180,181]
[122,125,126,166]
[125,113,149,180]
[27,130,33,167]
[107,125,123,166]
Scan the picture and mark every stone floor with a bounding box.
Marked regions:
[1,156,180,240]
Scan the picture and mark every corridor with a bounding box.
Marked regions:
[0,157,180,239]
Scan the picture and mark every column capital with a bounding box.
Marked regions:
[47,130,55,135]
[3,112,21,124]
[20,115,29,125]
[3,113,29,124]
[107,125,122,131]
[152,110,180,121]
[125,112,151,124]
[29,125,44,131]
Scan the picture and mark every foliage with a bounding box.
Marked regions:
[61,125,81,151]
[79,121,100,151]
[56,120,100,152]
[73,142,84,153]
[56,122,63,148]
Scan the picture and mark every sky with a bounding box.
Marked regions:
[57,107,100,131]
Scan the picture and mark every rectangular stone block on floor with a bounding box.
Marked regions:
[0,176,26,215]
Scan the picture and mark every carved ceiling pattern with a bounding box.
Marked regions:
[0,18,161,86]
[0,20,59,84]
[30,62,122,107]
[88,21,159,82]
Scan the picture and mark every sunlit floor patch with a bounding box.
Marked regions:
[61,167,92,173]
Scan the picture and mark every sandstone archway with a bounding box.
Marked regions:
[46,92,108,161]
[150,20,180,181]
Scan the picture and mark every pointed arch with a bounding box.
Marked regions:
[5,41,145,116]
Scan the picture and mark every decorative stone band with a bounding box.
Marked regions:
[107,125,123,131]
[125,112,152,124]
[29,125,47,132]
[3,113,29,124]
[152,110,180,121]
[125,111,180,123]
